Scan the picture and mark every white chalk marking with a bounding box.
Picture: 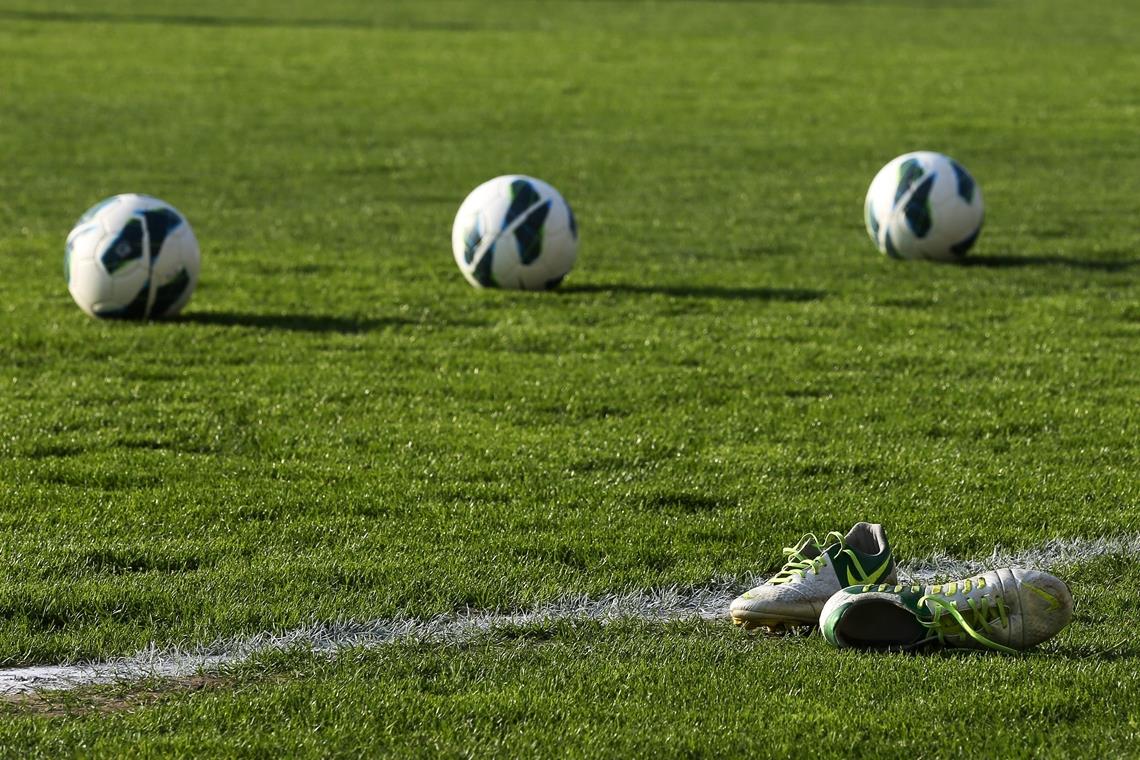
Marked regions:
[2,534,1136,695]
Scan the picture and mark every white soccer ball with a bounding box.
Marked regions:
[451,175,578,290]
[65,194,200,319]
[864,151,984,261]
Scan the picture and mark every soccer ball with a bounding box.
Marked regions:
[451,175,578,290]
[65,194,200,319]
[864,151,984,261]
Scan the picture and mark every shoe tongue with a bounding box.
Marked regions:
[795,536,823,559]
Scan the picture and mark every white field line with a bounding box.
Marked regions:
[2,534,1137,696]
[898,533,1140,584]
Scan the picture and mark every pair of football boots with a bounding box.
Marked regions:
[729,522,1073,652]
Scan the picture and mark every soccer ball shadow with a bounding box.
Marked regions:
[556,283,825,303]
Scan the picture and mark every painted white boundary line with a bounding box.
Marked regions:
[898,533,1140,583]
[2,534,1137,696]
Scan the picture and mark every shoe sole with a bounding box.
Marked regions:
[731,610,818,631]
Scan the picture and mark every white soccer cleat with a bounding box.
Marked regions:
[820,567,1074,652]
[730,522,896,631]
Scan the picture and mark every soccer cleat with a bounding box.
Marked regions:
[820,568,1074,653]
[730,522,896,631]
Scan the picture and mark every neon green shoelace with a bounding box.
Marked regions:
[768,531,845,585]
[920,592,1014,654]
[861,577,986,597]
[859,577,1014,652]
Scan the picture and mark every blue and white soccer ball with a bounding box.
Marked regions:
[451,175,578,290]
[864,151,984,261]
[65,194,200,319]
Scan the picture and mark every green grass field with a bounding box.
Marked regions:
[1,0,1138,755]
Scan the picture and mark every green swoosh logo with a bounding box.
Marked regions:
[1024,583,1062,611]
[847,556,891,587]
